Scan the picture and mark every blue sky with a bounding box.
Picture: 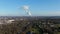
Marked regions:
[0,0,60,16]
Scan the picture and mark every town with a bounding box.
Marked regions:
[0,16,60,34]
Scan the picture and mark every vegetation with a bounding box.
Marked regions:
[0,17,60,34]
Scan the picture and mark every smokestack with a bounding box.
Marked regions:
[23,5,32,16]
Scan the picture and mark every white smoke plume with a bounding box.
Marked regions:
[23,5,32,16]
[23,5,29,10]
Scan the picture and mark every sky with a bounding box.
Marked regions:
[0,0,60,16]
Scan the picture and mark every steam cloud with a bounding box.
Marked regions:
[23,5,32,16]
